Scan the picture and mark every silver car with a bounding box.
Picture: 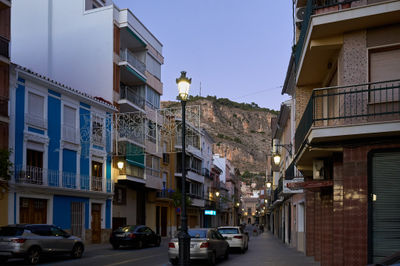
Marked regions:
[0,224,84,265]
[168,228,229,265]
[217,226,249,253]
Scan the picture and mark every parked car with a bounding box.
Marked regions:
[109,225,161,249]
[217,226,249,253]
[168,228,229,265]
[0,224,84,265]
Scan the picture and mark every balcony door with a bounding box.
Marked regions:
[369,151,400,263]
[26,149,43,184]
[20,197,47,224]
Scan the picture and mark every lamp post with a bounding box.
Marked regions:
[176,71,191,266]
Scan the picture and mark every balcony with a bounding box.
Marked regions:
[120,49,146,76]
[119,85,146,112]
[202,168,211,179]
[0,36,9,60]
[25,114,47,130]
[295,79,400,153]
[15,165,112,193]
[294,0,400,86]
[156,189,174,199]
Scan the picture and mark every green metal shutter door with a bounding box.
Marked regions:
[372,151,400,263]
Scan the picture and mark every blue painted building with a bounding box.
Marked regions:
[8,64,116,243]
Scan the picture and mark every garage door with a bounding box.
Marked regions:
[370,151,400,263]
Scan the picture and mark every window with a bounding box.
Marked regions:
[145,54,161,80]
[146,155,160,177]
[146,87,160,109]
[91,161,103,191]
[63,106,77,143]
[27,92,45,128]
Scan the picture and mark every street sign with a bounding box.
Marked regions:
[204,210,216,216]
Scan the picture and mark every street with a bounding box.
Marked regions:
[4,231,319,266]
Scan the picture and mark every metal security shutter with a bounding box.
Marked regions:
[370,49,400,82]
[71,202,84,239]
[371,151,400,263]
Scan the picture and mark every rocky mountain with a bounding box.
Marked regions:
[162,96,278,174]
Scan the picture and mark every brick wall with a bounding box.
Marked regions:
[295,86,313,129]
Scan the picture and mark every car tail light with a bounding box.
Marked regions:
[11,238,26,243]
[200,242,209,248]
[233,236,243,239]
[128,233,136,239]
[168,242,175,248]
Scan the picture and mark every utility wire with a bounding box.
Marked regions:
[231,85,283,101]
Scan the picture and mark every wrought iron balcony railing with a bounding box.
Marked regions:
[156,189,174,199]
[295,79,400,153]
[120,49,146,75]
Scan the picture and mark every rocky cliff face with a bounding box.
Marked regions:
[162,97,277,173]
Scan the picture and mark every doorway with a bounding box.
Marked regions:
[19,198,47,224]
[161,207,168,237]
[91,203,101,243]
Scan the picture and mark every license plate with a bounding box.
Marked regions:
[115,234,125,237]
[190,244,196,248]
[227,237,232,240]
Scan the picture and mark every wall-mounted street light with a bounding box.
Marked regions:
[117,161,124,170]
[272,140,293,165]
[176,71,191,266]
[266,182,272,189]
[215,191,220,197]
[236,202,240,207]
[264,199,268,204]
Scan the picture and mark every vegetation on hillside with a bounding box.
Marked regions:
[170,95,279,115]
[241,171,266,189]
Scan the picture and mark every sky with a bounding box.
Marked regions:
[114,0,293,111]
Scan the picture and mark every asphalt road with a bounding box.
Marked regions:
[4,230,319,266]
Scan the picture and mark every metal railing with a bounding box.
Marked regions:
[120,85,145,109]
[285,161,295,180]
[295,0,361,67]
[14,165,113,193]
[273,178,283,202]
[0,36,9,59]
[120,49,146,75]
[295,79,400,153]
[91,176,103,192]
[202,168,211,179]
[156,189,174,199]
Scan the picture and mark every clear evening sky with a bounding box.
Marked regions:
[114,0,293,111]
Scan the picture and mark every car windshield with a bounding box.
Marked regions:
[218,228,239,234]
[188,230,207,238]
[0,227,24,236]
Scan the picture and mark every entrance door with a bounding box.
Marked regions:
[161,207,168,237]
[370,151,400,263]
[71,202,84,239]
[20,198,47,224]
[91,203,101,243]
[156,206,160,235]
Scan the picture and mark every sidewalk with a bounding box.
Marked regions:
[220,231,320,266]
[85,236,171,252]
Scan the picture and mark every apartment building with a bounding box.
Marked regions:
[11,0,164,231]
[288,0,400,265]
[0,0,11,226]
[8,64,116,243]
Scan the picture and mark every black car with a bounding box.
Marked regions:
[109,225,161,249]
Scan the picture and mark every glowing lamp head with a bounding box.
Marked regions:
[176,71,191,101]
[117,161,124,170]
[273,154,281,165]
[215,191,220,197]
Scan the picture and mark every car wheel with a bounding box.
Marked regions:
[25,247,40,265]
[137,240,143,249]
[224,248,229,260]
[208,252,216,266]
[112,243,120,250]
[71,243,84,259]
[155,238,161,247]
[169,258,178,265]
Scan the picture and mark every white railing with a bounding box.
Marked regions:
[120,48,146,75]
[14,165,112,193]
[62,124,79,144]
[25,114,47,129]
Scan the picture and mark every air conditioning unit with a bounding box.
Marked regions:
[313,160,324,180]
[295,7,306,24]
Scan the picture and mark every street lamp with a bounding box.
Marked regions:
[117,161,124,170]
[215,191,220,197]
[266,182,272,189]
[176,71,191,266]
[264,199,268,204]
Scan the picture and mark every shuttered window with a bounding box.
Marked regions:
[371,151,400,263]
[370,48,400,82]
[28,92,44,118]
[63,106,76,127]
